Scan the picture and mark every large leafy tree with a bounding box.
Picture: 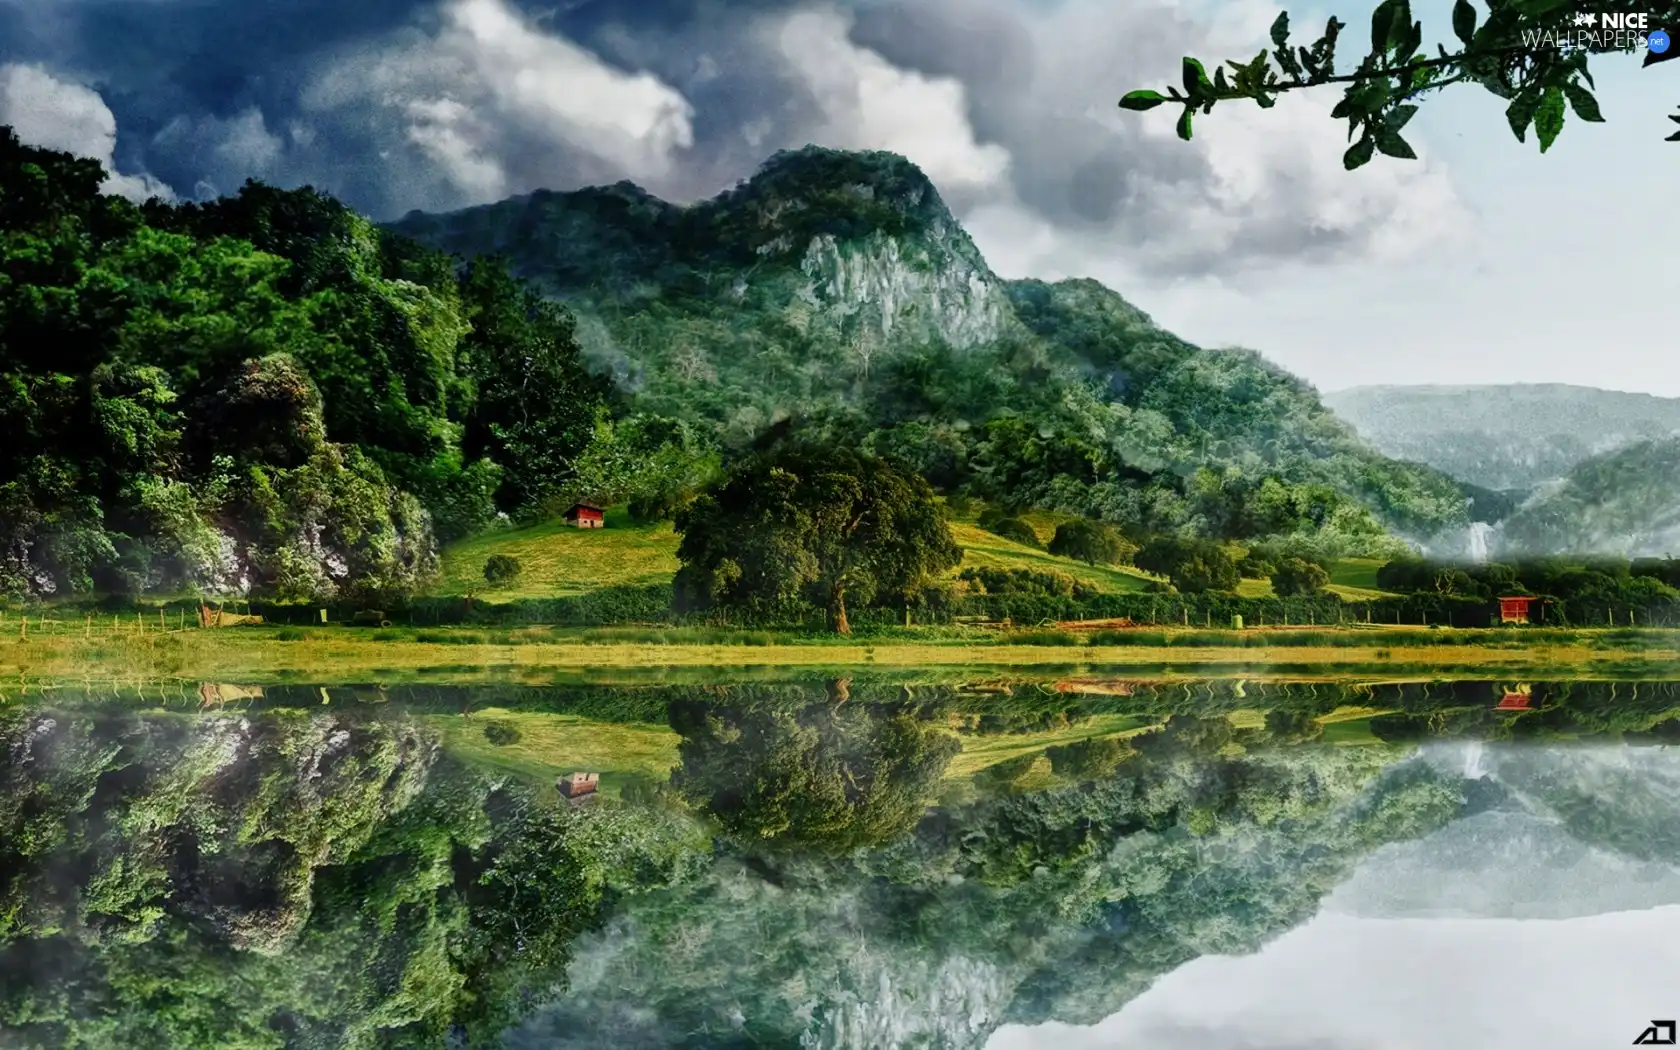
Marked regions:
[1121,0,1680,166]
[674,443,962,633]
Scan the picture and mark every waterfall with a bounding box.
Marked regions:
[1462,741,1489,781]
[1467,522,1493,564]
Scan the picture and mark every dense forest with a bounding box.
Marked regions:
[0,126,706,604]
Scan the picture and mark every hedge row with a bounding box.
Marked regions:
[28,586,1680,630]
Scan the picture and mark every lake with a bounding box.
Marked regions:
[2,674,1678,1048]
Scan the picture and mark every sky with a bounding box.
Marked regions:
[0,0,1672,394]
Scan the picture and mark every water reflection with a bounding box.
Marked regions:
[0,677,1678,1047]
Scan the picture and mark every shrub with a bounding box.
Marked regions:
[483,554,522,586]
[986,516,1042,548]
[1134,536,1238,593]
[959,566,1076,597]
[1271,557,1331,597]
[1237,554,1276,579]
[482,720,522,746]
[1048,519,1130,565]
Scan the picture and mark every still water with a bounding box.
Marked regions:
[2,676,1678,1049]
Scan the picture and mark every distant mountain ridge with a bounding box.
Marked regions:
[1495,436,1680,558]
[389,146,1476,546]
[1324,384,1680,492]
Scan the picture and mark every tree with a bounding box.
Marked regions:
[1271,556,1331,596]
[1135,536,1240,593]
[1048,519,1130,565]
[673,443,962,634]
[484,554,522,587]
[1120,1,1680,167]
[667,684,961,852]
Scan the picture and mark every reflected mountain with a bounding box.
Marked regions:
[1,677,1679,1048]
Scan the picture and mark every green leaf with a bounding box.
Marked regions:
[1176,108,1195,141]
[1182,57,1212,97]
[1505,89,1542,141]
[1343,135,1376,169]
[1270,11,1290,48]
[1371,0,1398,52]
[1386,0,1414,51]
[1562,82,1604,122]
[1535,86,1566,152]
[1374,128,1417,158]
[1256,92,1276,109]
[1119,90,1168,112]
[1452,0,1477,45]
[1384,104,1419,131]
[1214,66,1230,92]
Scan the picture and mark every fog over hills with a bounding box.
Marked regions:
[1324,384,1680,492]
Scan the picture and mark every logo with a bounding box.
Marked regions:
[1634,1020,1677,1045]
[1653,29,1672,53]
[1575,11,1596,24]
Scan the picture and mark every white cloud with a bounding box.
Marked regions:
[769,6,1011,195]
[306,0,695,203]
[938,0,1468,277]
[0,63,174,202]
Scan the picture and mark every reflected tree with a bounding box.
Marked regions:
[668,680,961,853]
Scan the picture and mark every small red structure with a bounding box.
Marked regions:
[557,771,599,799]
[564,502,605,529]
[1495,692,1532,711]
[1498,596,1535,625]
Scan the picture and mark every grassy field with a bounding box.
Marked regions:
[438,504,1168,599]
[1236,558,1394,601]
[430,708,680,795]
[947,522,1156,592]
[439,507,680,598]
[4,622,1678,684]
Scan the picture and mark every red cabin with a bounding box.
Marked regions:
[1495,692,1532,711]
[557,771,599,798]
[564,502,605,529]
[1498,596,1535,625]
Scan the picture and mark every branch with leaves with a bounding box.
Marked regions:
[1120,0,1679,168]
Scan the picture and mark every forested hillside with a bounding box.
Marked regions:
[389,147,1474,554]
[1496,437,1680,558]
[3,128,1485,606]
[0,127,698,603]
[1326,384,1680,491]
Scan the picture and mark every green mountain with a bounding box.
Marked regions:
[1497,436,1680,557]
[1325,384,1680,492]
[389,147,1473,551]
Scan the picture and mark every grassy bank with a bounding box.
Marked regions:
[3,622,1677,684]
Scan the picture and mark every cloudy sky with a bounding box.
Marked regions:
[0,0,1671,394]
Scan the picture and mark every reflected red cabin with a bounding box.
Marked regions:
[557,771,599,798]
[1496,692,1532,711]
[1498,596,1535,625]
[564,502,605,529]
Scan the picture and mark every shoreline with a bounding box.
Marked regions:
[3,624,1678,684]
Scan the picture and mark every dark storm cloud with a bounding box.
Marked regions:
[0,0,1463,273]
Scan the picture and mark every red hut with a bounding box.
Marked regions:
[564,502,605,529]
[1495,692,1532,711]
[1497,596,1535,625]
[557,771,599,798]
